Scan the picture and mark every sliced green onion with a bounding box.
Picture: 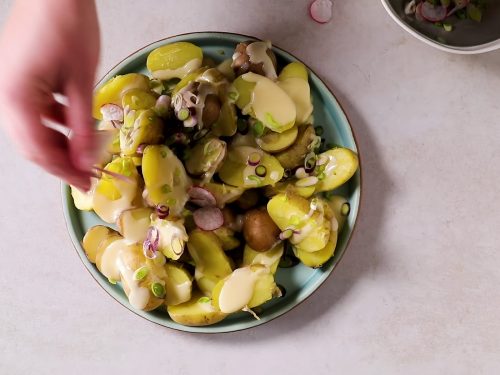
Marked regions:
[314,126,324,136]
[228,91,238,101]
[279,229,293,240]
[108,278,117,285]
[443,23,453,32]
[177,108,190,121]
[341,202,351,216]
[317,172,326,180]
[252,121,265,137]
[161,184,172,194]
[151,282,165,298]
[133,266,149,281]
[198,296,210,303]
[247,152,261,166]
[246,175,262,185]
[255,165,267,177]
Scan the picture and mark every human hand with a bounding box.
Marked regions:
[0,0,100,190]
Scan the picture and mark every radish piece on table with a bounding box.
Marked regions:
[309,0,333,24]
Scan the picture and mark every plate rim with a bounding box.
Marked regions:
[61,31,363,334]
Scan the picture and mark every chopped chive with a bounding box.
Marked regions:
[133,266,149,281]
[151,282,165,298]
[177,108,190,121]
[228,91,237,101]
[198,296,210,303]
[255,165,267,177]
[108,278,117,285]
[443,23,453,32]
[247,175,262,185]
[252,121,265,137]
[341,202,351,216]
[161,184,172,194]
[317,172,326,180]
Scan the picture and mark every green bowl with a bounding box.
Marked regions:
[62,32,362,333]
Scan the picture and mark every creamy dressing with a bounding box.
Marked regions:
[277,78,313,125]
[93,175,138,223]
[325,155,338,175]
[152,58,202,80]
[117,256,150,310]
[153,218,188,260]
[246,41,277,80]
[165,280,192,306]
[118,210,151,243]
[218,267,260,313]
[242,73,295,132]
[251,246,284,268]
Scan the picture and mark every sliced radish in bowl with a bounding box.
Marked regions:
[193,207,224,231]
[188,186,217,207]
[420,2,447,22]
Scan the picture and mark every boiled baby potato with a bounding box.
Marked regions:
[211,265,277,313]
[142,145,191,217]
[294,230,337,268]
[93,157,140,223]
[315,147,359,192]
[121,89,157,111]
[211,99,237,137]
[171,67,207,95]
[82,225,118,264]
[213,227,240,251]
[167,291,227,326]
[120,109,163,155]
[242,208,280,251]
[232,72,296,133]
[242,242,284,274]
[278,61,308,81]
[267,193,330,252]
[117,207,153,244]
[326,195,350,232]
[275,124,316,169]
[202,182,244,207]
[93,73,150,119]
[147,42,203,80]
[164,263,192,306]
[264,181,316,199]
[255,126,298,153]
[151,216,188,261]
[218,146,284,188]
[185,137,227,178]
[186,230,233,296]
[71,183,96,211]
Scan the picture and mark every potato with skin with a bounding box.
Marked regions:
[275,124,316,169]
[120,109,163,156]
[243,208,281,252]
[117,207,153,244]
[294,230,337,268]
[201,94,222,128]
[167,291,227,326]
[242,242,284,274]
[211,99,237,137]
[93,73,150,119]
[186,230,233,296]
[202,182,244,207]
[213,227,241,251]
[315,148,359,193]
[164,263,193,306]
[82,225,118,264]
[326,195,350,232]
[147,42,203,80]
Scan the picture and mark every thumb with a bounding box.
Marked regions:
[65,77,97,172]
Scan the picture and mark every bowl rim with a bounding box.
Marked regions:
[61,31,363,334]
[380,0,500,54]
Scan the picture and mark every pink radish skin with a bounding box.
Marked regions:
[309,0,333,24]
[193,207,224,231]
[188,186,217,207]
[416,3,424,21]
[420,2,447,22]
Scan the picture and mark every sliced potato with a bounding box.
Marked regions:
[82,225,118,264]
[315,147,359,192]
[256,126,298,153]
[294,229,337,268]
[147,42,203,80]
[326,195,350,232]
[164,263,192,306]
[275,124,316,169]
[167,291,227,326]
[218,146,284,188]
[213,227,241,251]
[93,73,150,119]
[242,242,284,274]
[278,61,309,81]
[71,184,95,211]
[117,207,153,244]
[186,230,233,296]
[203,182,244,207]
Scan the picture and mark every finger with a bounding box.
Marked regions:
[3,96,91,190]
[65,77,97,173]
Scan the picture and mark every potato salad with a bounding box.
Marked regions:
[72,40,359,326]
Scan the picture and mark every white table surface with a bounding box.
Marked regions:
[1,1,500,374]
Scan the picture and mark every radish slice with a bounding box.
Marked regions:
[309,0,333,24]
[415,3,424,22]
[100,104,124,122]
[188,186,217,207]
[420,2,447,22]
[193,207,224,231]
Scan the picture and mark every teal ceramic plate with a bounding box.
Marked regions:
[62,32,362,333]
